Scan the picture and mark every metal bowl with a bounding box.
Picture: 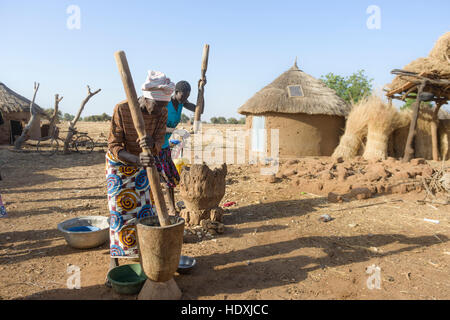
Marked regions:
[57,216,109,249]
[177,255,196,274]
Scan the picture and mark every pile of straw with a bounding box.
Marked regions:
[415,105,436,159]
[391,110,412,158]
[386,32,450,93]
[363,96,410,160]
[333,95,412,160]
[429,32,450,62]
[439,119,450,160]
[332,97,372,159]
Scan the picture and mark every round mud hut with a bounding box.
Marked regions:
[237,61,351,159]
[0,82,40,145]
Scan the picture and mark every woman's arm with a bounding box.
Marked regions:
[183,101,197,113]
[117,150,139,165]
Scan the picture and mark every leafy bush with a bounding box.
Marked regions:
[82,113,112,122]
[320,70,373,104]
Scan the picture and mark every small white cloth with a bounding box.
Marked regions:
[141,70,175,101]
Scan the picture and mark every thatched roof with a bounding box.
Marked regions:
[385,32,450,99]
[0,82,43,114]
[385,57,450,94]
[238,61,351,117]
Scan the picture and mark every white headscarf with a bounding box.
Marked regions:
[141,70,175,101]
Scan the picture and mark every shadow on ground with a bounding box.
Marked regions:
[224,197,327,226]
[177,233,448,299]
[21,284,132,300]
[10,196,449,300]
[0,151,106,189]
[0,228,109,265]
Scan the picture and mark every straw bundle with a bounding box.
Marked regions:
[439,119,450,160]
[391,110,412,158]
[363,96,409,160]
[415,105,435,159]
[332,96,373,159]
[428,32,450,62]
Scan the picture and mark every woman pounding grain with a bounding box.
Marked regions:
[105,70,174,285]
[154,80,204,214]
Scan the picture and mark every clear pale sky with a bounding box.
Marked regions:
[0,0,449,120]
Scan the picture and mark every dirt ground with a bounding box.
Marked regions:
[0,122,449,300]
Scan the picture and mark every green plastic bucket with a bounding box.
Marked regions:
[107,263,147,295]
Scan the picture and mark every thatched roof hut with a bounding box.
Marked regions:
[0,82,45,144]
[237,61,351,159]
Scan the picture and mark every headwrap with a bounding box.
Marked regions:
[141,70,175,101]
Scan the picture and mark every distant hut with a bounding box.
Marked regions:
[0,82,43,145]
[237,60,351,159]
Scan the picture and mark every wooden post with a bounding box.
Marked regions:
[114,50,171,227]
[63,86,101,154]
[431,101,443,161]
[49,94,63,136]
[402,83,425,162]
[14,82,40,149]
[194,44,209,133]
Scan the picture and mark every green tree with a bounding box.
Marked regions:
[320,70,373,104]
[210,117,218,124]
[227,117,239,124]
[45,108,63,121]
[63,113,75,122]
[400,93,433,110]
[216,117,227,124]
[238,117,246,124]
[82,113,112,122]
[101,113,112,121]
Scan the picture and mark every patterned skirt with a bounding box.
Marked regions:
[105,152,157,259]
[155,147,180,188]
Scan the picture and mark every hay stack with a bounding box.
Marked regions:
[332,97,372,159]
[415,105,436,159]
[439,119,450,160]
[363,96,410,160]
[391,110,412,158]
[428,32,450,62]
